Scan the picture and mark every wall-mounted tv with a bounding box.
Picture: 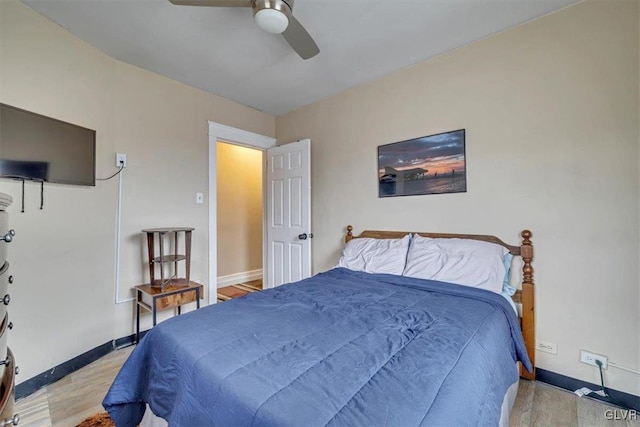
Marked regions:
[0,103,96,186]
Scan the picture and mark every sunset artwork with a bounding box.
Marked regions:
[378,129,466,197]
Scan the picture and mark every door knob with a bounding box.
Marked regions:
[0,230,14,243]
[0,414,19,426]
[1,414,19,426]
[298,233,307,240]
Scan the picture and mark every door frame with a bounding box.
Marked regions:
[208,121,276,306]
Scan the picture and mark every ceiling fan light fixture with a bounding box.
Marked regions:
[169,0,317,59]
[254,8,289,34]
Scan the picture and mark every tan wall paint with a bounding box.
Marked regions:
[216,142,263,277]
[277,1,640,395]
[0,0,275,382]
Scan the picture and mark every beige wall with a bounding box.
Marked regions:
[0,0,274,382]
[216,142,263,278]
[277,0,640,395]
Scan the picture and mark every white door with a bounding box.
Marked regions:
[266,139,311,288]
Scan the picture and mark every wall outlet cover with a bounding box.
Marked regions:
[116,153,127,168]
[537,341,558,354]
[580,350,608,369]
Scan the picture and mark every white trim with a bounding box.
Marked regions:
[208,122,277,150]
[208,121,276,306]
[261,150,268,290]
[216,269,263,288]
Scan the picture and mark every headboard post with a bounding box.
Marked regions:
[520,230,535,380]
[345,225,353,243]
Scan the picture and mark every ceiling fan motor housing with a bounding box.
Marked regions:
[252,0,293,34]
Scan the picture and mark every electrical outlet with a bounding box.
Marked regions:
[580,350,608,369]
[115,153,127,168]
[537,341,558,354]
[196,192,204,204]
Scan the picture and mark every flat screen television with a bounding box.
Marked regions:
[0,103,96,186]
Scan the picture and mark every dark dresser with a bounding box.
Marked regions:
[0,193,18,426]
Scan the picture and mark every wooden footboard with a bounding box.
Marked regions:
[345,225,535,380]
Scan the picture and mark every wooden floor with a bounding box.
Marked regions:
[510,380,639,426]
[15,345,638,427]
[217,278,262,302]
[15,346,133,427]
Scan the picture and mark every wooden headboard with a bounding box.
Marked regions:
[345,225,535,381]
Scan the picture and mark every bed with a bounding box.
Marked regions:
[103,226,535,426]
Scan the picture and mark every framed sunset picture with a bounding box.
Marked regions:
[378,129,467,197]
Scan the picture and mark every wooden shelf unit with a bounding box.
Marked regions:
[136,227,203,343]
[142,227,194,289]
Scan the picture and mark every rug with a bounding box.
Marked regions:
[76,412,115,427]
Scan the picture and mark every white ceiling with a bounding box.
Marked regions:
[22,0,580,116]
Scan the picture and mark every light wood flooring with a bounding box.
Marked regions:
[15,346,133,427]
[217,278,262,302]
[15,345,638,427]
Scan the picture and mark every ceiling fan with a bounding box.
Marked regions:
[168,0,320,60]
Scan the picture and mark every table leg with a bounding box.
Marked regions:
[136,296,140,344]
[159,234,165,287]
[185,231,192,284]
[174,231,178,284]
[147,233,155,286]
[152,297,157,326]
[196,286,201,309]
[177,305,181,315]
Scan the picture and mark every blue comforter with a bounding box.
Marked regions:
[104,268,532,426]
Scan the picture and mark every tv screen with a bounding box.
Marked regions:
[0,103,96,186]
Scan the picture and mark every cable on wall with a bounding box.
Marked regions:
[98,165,124,181]
[595,360,627,409]
[608,362,640,375]
[113,166,133,304]
[97,161,132,304]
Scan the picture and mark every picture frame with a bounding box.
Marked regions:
[378,129,467,197]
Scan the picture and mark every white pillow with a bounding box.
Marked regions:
[337,234,411,275]
[402,235,508,293]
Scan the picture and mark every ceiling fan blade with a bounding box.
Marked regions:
[168,0,251,7]
[282,16,319,60]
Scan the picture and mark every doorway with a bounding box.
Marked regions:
[215,141,264,302]
[207,121,276,305]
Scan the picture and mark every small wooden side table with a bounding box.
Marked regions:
[134,281,203,343]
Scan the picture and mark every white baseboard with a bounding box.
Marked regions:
[217,269,263,288]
